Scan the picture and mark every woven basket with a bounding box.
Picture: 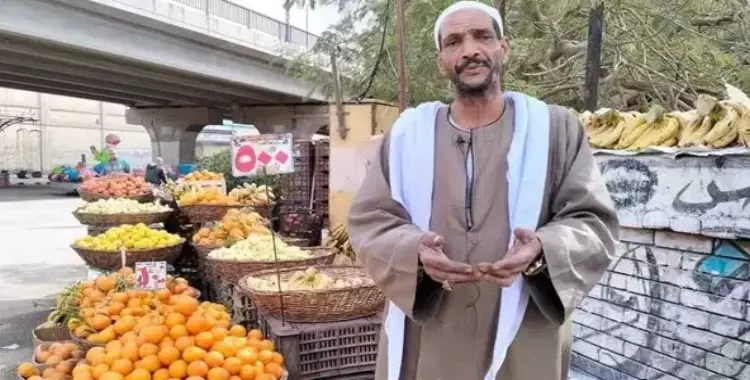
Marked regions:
[78,189,154,203]
[179,204,243,224]
[238,265,385,323]
[32,324,72,348]
[33,341,84,364]
[15,363,54,380]
[248,204,272,219]
[72,210,172,227]
[192,242,223,258]
[208,247,336,284]
[70,240,185,271]
[71,334,104,351]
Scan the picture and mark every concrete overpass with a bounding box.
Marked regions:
[0,0,332,164]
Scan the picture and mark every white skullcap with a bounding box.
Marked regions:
[434,1,504,50]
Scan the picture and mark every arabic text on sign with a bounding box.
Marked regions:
[231,133,295,177]
[135,261,168,290]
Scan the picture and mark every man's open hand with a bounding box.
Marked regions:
[419,232,478,285]
[476,228,542,287]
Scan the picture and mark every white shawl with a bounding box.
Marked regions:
[386,92,550,380]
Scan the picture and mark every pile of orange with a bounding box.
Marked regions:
[18,360,81,380]
[178,189,241,207]
[192,209,269,247]
[184,170,224,182]
[80,174,152,198]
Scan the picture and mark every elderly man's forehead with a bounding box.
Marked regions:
[439,9,495,34]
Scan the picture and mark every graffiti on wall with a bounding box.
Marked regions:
[577,241,750,379]
[598,155,750,239]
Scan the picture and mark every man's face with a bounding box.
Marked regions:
[437,10,509,97]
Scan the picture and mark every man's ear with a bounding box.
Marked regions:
[436,52,448,75]
[500,38,510,65]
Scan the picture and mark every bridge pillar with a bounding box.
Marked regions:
[232,105,330,140]
[125,107,224,167]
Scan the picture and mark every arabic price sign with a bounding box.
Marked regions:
[231,133,295,177]
[134,261,168,289]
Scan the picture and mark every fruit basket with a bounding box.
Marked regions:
[32,323,72,348]
[33,341,85,364]
[238,265,385,323]
[209,247,336,284]
[70,240,185,270]
[179,204,244,224]
[72,210,172,227]
[16,363,55,380]
[70,334,104,350]
[78,190,154,203]
[192,241,223,257]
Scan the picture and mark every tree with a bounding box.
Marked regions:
[286,0,750,111]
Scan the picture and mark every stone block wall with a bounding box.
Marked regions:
[571,228,750,380]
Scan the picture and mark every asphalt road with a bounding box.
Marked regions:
[0,185,599,380]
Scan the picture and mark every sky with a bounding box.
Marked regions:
[229,0,344,35]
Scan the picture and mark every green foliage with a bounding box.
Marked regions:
[198,150,281,192]
[287,0,750,111]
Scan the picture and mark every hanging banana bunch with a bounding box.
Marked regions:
[324,224,356,261]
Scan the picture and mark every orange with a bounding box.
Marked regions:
[270,353,283,365]
[127,368,150,380]
[168,360,188,379]
[247,329,263,341]
[113,316,136,335]
[73,372,95,380]
[152,368,170,380]
[87,347,107,366]
[138,355,162,373]
[258,350,273,364]
[108,301,126,317]
[156,288,171,302]
[195,331,215,350]
[255,374,275,380]
[204,351,225,368]
[264,363,283,378]
[92,364,110,379]
[160,337,175,349]
[186,360,209,377]
[223,357,243,375]
[138,343,159,359]
[121,343,140,362]
[235,348,258,365]
[228,325,246,338]
[141,325,166,345]
[169,325,189,340]
[186,315,208,335]
[16,363,38,378]
[182,346,206,363]
[106,340,123,354]
[258,340,274,352]
[158,346,181,365]
[174,336,195,351]
[99,371,124,380]
[213,340,237,358]
[164,313,186,329]
[239,365,256,380]
[171,295,199,316]
[111,359,134,375]
[96,276,116,293]
[186,377,204,380]
[211,327,229,342]
[207,367,230,380]
[89,314,112,330]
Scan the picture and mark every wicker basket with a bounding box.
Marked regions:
[70,240,185,271]
[32,324,72,348]
[192,242,223,258]
[179,204,243,224]
[209,248,336,284]
[33,341,84,364]
[72,210,172,227]
[71,334,104,351]
[78,189,154,203]
[238,265,385,323]
[248,204,273,219]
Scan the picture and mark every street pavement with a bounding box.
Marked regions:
[0,185,599,380]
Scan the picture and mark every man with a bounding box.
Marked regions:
[145,157,168,185]
[347,2,619,380]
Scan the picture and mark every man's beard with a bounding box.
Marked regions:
[450,57,501,99]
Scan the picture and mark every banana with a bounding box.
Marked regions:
[590,114,631,149]
[617,106,664,149]
[702,106,739,145]
[736,112,750,147]
[629,115,680,150]
[709,123,739,148]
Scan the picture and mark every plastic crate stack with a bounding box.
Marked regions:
[313,140,330,227]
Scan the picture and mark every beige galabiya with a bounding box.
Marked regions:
[348,100,619,379]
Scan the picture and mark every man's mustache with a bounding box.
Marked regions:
[455,57,491,74]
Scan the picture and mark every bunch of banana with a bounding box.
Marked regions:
[287,267,334,290]
[229,182,275,206]
[46,285,82,325]
[589,111,641,149]
[616,105,681,150]
[678,95,722,147]
[324,224,356,261]
[161,180,201,200]
[702,101,744,148]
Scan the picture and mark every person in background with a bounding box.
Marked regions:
[346,2,619,380]
[145,157,168,185]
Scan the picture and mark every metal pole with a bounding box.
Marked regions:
[583,0,604,111]
[395,0,408,111]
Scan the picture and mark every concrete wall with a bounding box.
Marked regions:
[572,154,750,379]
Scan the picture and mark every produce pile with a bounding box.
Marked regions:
[19,271,287,380]
[79,175,152,198]
[184,170,224,181]
[76,199,171,215]
[160,180,201,200]
[73,224,183,251]
[580,93,750,151]
[323,224,355,261]
[208,234,311,262]
[228,183,276,207]
[34,342,86,365]
[178,188,241,207]
[245,266,374,292]
[192,209,269,248]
